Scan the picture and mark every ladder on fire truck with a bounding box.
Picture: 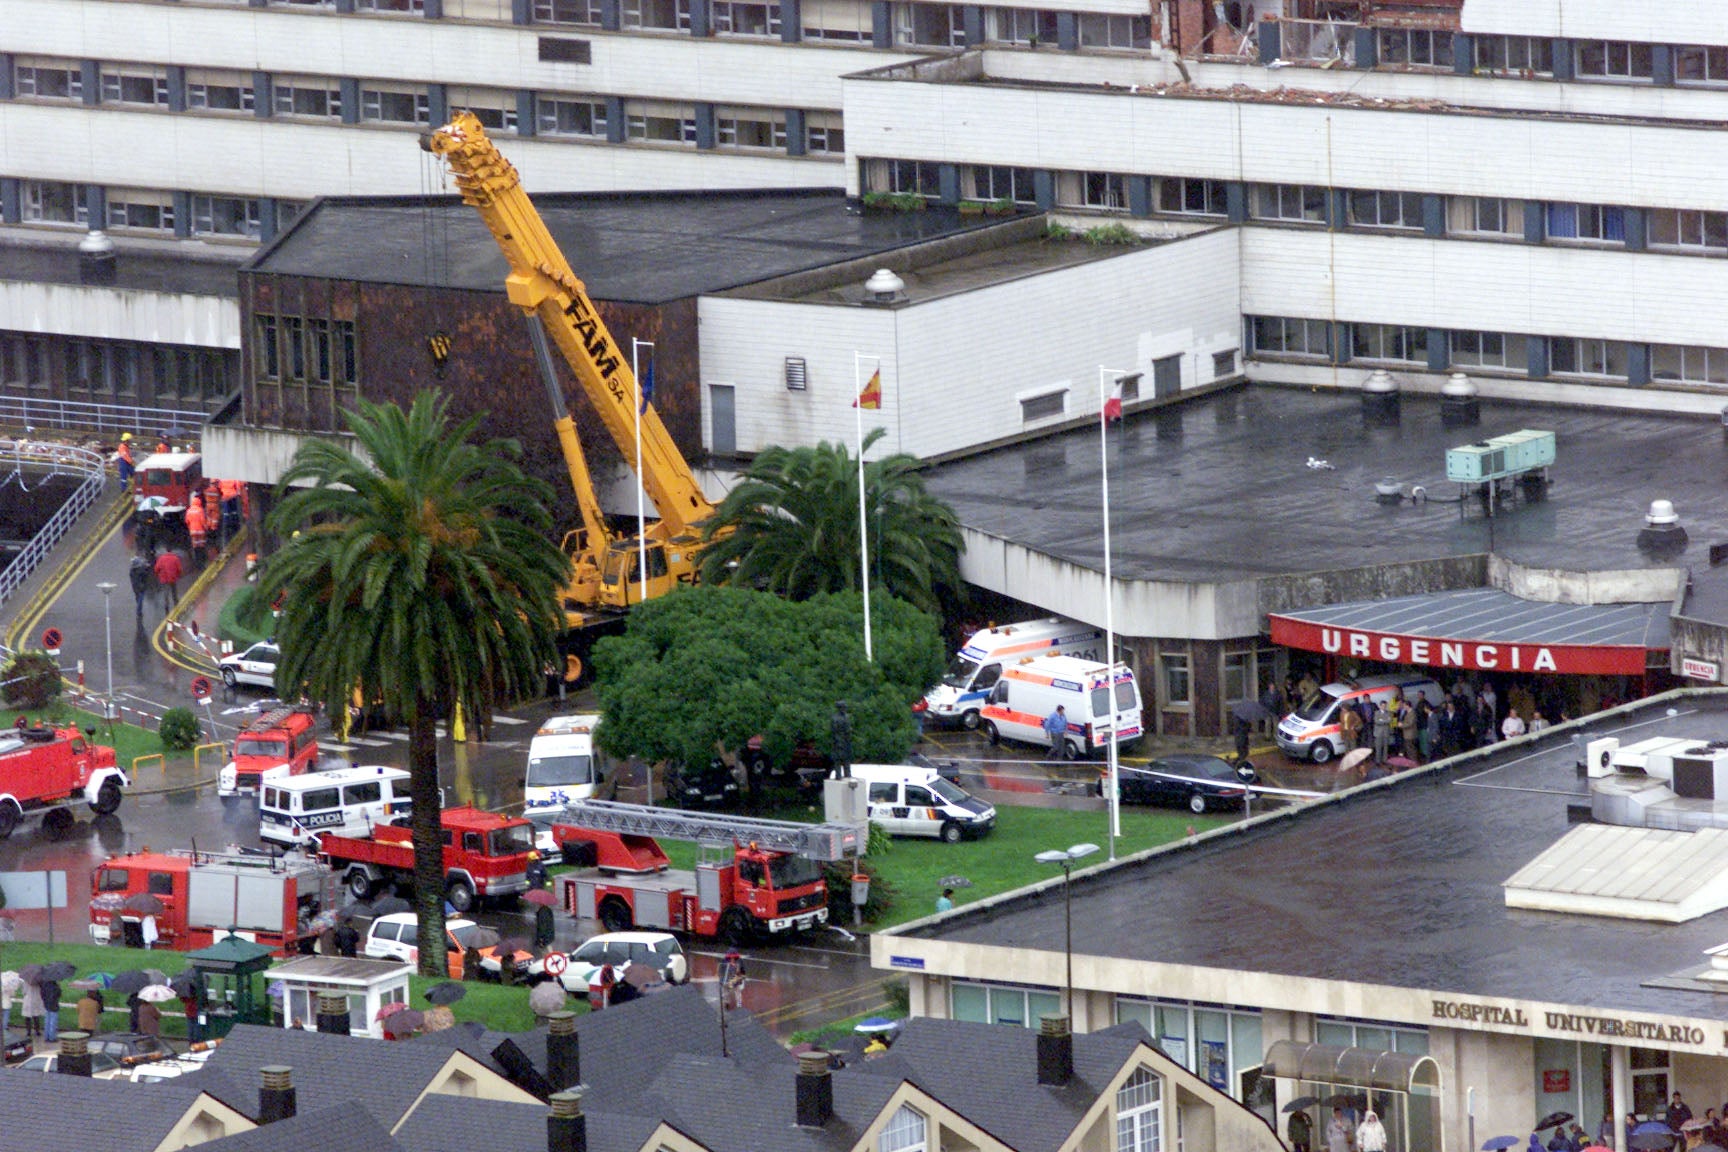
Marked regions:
[554,800,861,862]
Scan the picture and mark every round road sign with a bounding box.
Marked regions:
[41,627,62,652]
[190,676,213,701]
[544,952,569,977]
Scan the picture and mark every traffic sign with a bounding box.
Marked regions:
[544,952,568,977]
[190,676,213,701]
[41,627,61,653]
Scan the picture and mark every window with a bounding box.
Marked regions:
[536,0,602,22]
[1651,343,1728,386]
[274,77,343,120]
[880,1105,928,1152]
[1550,337,1626,379]
[1575,40,1653,80]
[192,194,261,239]
[1450,331,1525,371]
[1116,1066,1162,1152]
[99,65,170,107]
[21,180,88,226]
[1473,34,1552,75]
[1546,202,1625,244]
[147,872,175,895]
[1348,189,1422,230]
[625,101,697,144]
[622,0,690,30]
[1315,1018,1429,1054]
[1649,209,1728,252]
[337,320,358,384]
[1157,177,1227,217]
[14,59,84,101]
[356,0,424,10]
[1058,171,1126,211]
[1351,324,1426,364]
[1379,28,1451,68]
[1250,316,1329,359]
[1213,350,1237,379]
[987,7,1057,44]
[1631,1048,1670,1117]
[871,158,940,197]
[1079,13,1150,49]
[361,85,430,125]
[805,112,845,155]
[1021,389,1066,421]
[716,107,786,149]
[802,0,871,41]
[897,3,964,47]
[1161,652,1190,706]
[1118,999,1262,1097]
[1250,183,1325,224]
[963,165,1034,204]
[255,316,280,378]
[303,787,339,811]
[282,317,306,379]
[187,69,256,113]
[1447,196,1522,237]
[106,188,175,234]
[712,0,780,35]
[448,87,517,132]
[1677,45,1728,86]
[538,95,608,138]
[950,981,1062,1027]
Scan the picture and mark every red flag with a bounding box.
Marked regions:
[1102,378,1124,424]
[853,369,882,410]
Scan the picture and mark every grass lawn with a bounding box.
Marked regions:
[0,939,564,1038]
[0,705,169,770]
[641,803,1228,931]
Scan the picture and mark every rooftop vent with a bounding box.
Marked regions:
[1638,499,1688,560]
[1441,372,1480,427]
[863,269,905,305]
[1361,369,1400,426]
[78,230,116,287]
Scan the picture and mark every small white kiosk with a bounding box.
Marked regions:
[264,955,412,1039]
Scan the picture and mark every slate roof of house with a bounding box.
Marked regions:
[393,1091,661,1152]
[0,1068,230,1152]
[632,1052,901,1152]
[188,1100,404,1152]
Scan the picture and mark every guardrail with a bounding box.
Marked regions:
[0,447,111,610]
[0,397,213,440]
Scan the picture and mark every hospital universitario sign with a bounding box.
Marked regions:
[1429,996,1716,1052]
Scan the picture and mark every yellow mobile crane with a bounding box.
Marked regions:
[421,112,717,632]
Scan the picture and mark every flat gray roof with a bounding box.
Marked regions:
[0,236,243,297]
[1275,587,1671,649]
[924,386,1728,584]
[901,693,1728,1020]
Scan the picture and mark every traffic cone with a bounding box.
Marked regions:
[452,704,467,744]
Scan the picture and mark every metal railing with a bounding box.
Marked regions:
[0,442,110,608]
[0,397,213,440]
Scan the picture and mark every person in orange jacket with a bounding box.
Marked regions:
[185,498,208,566]
[202,483,223,548]
[115,434,135,488]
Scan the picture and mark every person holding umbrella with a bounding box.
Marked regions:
[19,970,43,1039]
[1285,1103,1315,1152]
[333,916,360,958]
[38,976,61,1043]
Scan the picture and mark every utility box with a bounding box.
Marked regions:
[1445,429,1556,482]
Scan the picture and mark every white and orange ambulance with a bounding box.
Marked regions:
[979,655,1142,760]
[922,618,1105,731]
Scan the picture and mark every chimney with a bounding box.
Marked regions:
[57,1031,92,1078]
[547,1089,588,1152]
[795,1051,834,1128]
[259,1066,297,1124]
[315,993,351,1036]
[1037,1015,1074,1087]
[546,1010,581,1091]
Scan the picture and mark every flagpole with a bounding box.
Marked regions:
[854,352,876,663]
[1100,366,1128,860]
[632,338,653,606]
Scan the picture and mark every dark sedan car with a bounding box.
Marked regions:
[1110,754,1257,813]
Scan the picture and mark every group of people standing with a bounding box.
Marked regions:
[1286,1104,1387,1152]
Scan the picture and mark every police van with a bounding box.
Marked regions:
[258,765,411,849]
[850,763,996,843]
[922,618,1104,730]
[979,655,1143,760]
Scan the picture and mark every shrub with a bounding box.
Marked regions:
[158,707,202,750]
[2,651,63,712]
[1043,222,1075,241]
[825,858,897,924]
[1083,223,1141,246]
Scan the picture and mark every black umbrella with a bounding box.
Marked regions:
[122,893,165,915]
[17,964,44,985]
[1536,1113,1576,1132]
[383,1009,425,1037]
[1283,1097,1321,1114]
[1631,1135,1678,1151]
[108,970,153,996]
[168,972,198,995]
[1232,699,1274,724]
[1483,1138,1521,1151]
[423,982,466,1007]
[370,896,411,917]
[341,900,376,920]
[40,961,76,982]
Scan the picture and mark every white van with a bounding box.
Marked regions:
[258,765,412,849]
[979,655,1142,760]
[1275,674,1445,763]
[850,763,997,843]
[526,714,610,814]
[923,618,1104,730]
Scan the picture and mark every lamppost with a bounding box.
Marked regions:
[1098,366,1131,860]
[95,581,116,728]
[1034,842,1098,1019]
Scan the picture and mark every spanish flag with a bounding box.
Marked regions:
[853,369,883,410]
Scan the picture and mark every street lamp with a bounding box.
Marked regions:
[1035,842,1099,1019]
[1099,366,1131,861]
[94,581,116,727]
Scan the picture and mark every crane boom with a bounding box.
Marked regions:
[421,112,715,542]
[552,799,862,863]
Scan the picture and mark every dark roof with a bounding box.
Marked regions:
[902,693,1728,1021]
[1276,587,1670,649]
[393,1092,659,1152]
[1679,565,1728,628]
[0,1068,226,1152]
[189,1101,403,1152]
[247,190,1004,304]
[202,1023,496,1126]
[633,1052,899,1152]
[167,1063,256,1117]
[0,235,242,297]
[924,386,1728,584]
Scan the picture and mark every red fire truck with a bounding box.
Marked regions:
[0,724,127,838]
[319,807,536,914]
[218,707,321,802]
[544,801,857,945]
[88,849,334,954]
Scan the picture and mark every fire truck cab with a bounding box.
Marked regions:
[218,707,321,801]
[0,725,126,838]
[133,452,202,525]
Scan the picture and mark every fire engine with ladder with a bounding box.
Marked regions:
[543,800,861,945]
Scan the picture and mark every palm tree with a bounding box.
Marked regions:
[262,392,568,976]
[699,428,963,613]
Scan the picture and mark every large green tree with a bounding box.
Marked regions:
[697,428,964,614]
[592,586,945,775]
[262,393,568,976]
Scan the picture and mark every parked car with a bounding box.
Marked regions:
[526,931,688,993]
[664,757,740,810]
[90,1032,174,1064]
[219,641,280,690]
[363,912,532,981]
[127,1054,213,1083]
[12,1051,126,1078]
[1109,754,1257,813]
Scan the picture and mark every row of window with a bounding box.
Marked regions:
[1293,26,1728,87]
[0,330,238,408]
[11,179,295,241]
[1248,315,1728,388]
[253,315,359,387]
